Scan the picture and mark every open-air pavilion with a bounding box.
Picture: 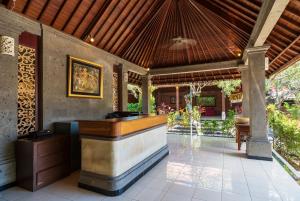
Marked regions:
[0,0,299,201]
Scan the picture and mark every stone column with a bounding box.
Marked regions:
[142,74,151,114]
[118,64,128,111]
[221,91,226,120]
[241,68,250,117]
[176,86,179,111]
[245,45,272,161]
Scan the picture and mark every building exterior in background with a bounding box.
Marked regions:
[154,85,242,117]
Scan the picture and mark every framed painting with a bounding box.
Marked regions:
[170,96,176,104]
[67,56,103,99]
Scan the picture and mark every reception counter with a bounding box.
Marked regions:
[78,115,169,196]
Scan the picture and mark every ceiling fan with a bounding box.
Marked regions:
[169,36,197,51]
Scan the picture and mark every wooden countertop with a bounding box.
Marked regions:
[78,115,167,138]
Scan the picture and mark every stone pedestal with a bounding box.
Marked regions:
[142,74,151,114]
[245,45,272,161]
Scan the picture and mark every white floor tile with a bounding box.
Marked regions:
[1,135,299,201]
[193,187,221,201]
[222,191,251,201]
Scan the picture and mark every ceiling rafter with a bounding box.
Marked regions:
[115,0,164,55]
[80,0,112,40]
[94,0,125,46]
[61,0,82,31]
[50,0,67,26]
[71,0,98,35]
[270,35,300,66]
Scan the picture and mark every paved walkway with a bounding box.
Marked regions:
[1,135,300,201]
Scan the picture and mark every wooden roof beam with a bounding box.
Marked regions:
[149,59,242,76]
[80,0,112,40]
[242,0,289,62]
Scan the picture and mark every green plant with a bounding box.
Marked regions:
[267,104,300,169]
[127,103,139,112]
[217,80,241,97]
[192,106,201,122]
[167,111,178,128]
[202,120,211,133]
[127,84,156,114]
[221,110,236,136]
[284,103,300,120]
[211,120,218,134]
[181,111,190,128]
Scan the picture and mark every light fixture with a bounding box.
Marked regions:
[237,52,241,57]
[0,35,15,56]
[87,35,95,43]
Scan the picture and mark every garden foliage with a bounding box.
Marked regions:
[267,104,300,169]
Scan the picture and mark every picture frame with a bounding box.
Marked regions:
[67,55,103,99]
[170,96,176,104]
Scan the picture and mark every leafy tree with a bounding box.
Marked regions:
[217,79,241,97]
[266,62,300,107]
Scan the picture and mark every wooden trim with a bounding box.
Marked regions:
[79,115,167,138]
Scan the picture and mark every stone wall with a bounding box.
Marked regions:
[0,6,145,188]
[41,25,114,129]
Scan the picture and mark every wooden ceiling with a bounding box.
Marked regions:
[266,0,300,76]
[128,71,142,86]
[151,68,241,85]
[2,0,299,84]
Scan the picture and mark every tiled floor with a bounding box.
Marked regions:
[1,134,300,201]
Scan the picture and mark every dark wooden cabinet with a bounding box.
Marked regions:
[16,134,70,191]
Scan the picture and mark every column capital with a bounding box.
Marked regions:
[245,45,270,55]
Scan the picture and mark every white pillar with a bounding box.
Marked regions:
[221,90,226,120]
[176,86,179,111]
[246,45,272,161]
[142,74,151,114]
[241,68,250,117]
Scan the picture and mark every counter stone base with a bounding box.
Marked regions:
[78,145,169,196]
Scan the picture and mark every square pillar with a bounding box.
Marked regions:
[241,68,250,117]
[142,74,151,114]
[245,45,272,161]
[117,64,128,111]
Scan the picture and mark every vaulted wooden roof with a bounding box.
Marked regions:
[2,0,299,84]
[3,0,260,67]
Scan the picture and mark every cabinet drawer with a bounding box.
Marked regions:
[36,164,68,188]
[37,153,65,171]
[37,137,66,157]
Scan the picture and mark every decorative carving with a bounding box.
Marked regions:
[0,36,15,56]
[17,45,36,136]
[112,72,119,111]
